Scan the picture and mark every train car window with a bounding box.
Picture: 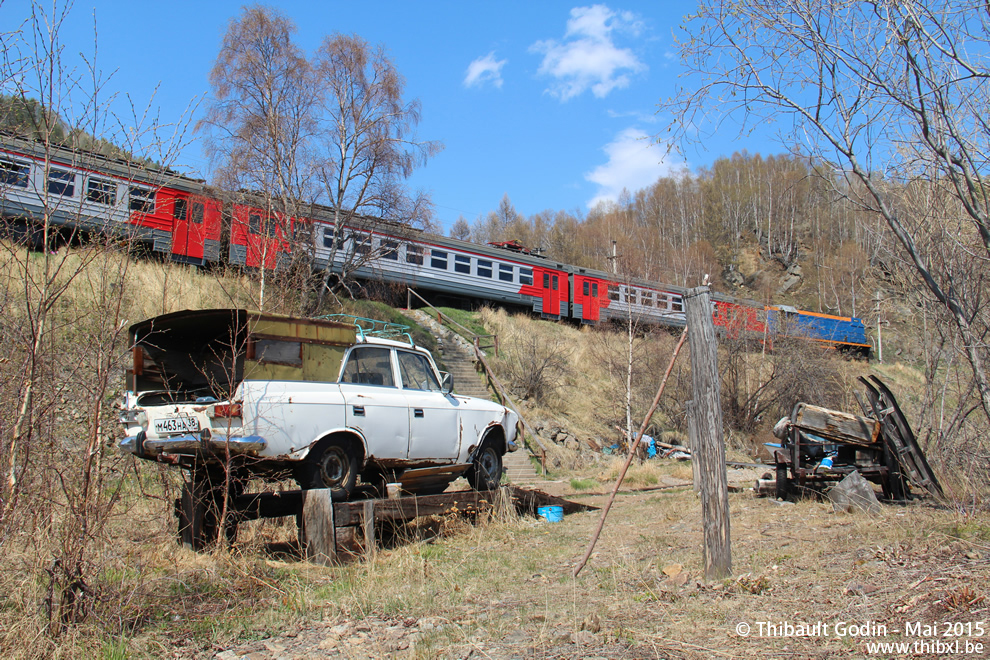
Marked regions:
[353,234,371,255]
[672,297,684,312]
[592,282,598,297]
[454,254,470,273]
[248,213,262,235]
[477,259,492,278]
[582,280,589,296]
[381,240,399,260]
[627,289,638,305]
[406,244,424,265]
[642,291,653,307]
[608,284,619,301]
[265,219,279,238]
[552,275,558,291]
[657,294,668,309]
[85,178,116,205]
[191,201,204,224]
[431,249,448,269]
[323,227,343,249]
[48,169,75,197]
[520,268,533,285]
[543,273,550,288]
[172,198,187,221]
[0,159,30,188]
[498,263,514,282]
[129,186,155,212]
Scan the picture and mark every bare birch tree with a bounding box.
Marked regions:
[198,5,317,310]
[663,0,990,425]
[200,8,442,311]
[312,32,442,307]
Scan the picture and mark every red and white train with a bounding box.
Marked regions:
[0,132,871,353]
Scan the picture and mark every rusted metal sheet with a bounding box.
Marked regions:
[858,376,942,497]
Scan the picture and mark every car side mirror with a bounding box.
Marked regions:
[440,371,454,395]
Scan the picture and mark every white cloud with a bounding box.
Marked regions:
[464,52,507,89]
[585,127,683,207]
[531,4,646,101]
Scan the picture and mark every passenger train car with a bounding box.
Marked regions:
[0,133,871,354]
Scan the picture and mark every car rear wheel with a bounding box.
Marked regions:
[468,441,502,491]
[301,436,359,500]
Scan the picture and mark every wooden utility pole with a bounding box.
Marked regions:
[685,399,701,494]
[684,286,731,580]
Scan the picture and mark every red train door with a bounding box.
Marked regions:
[575,276,603,322]
[540,270,561,316]
[171,196,206,261]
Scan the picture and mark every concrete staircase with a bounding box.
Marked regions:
[402,309,544,488]
[502,447,545,487]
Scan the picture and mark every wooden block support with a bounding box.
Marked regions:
[301,488,336,565]
[684,286,732,580]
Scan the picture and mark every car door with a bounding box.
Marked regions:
[397,350,460,461]
[338,345,408,459]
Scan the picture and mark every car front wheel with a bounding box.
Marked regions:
[468,441,502,491]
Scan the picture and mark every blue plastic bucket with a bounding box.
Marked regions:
[537,505,563,523]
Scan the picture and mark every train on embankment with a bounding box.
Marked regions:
[0,132,871,354]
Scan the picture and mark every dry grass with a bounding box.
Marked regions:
[0,246,987,658]
[119,486,987,659]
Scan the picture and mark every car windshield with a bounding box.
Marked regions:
[397,351,441,391]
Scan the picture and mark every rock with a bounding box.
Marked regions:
[777,273,801,294]
[724,267,745,287]
[828,470,881,514]
[845,582,878,596]
[570,630,599,646]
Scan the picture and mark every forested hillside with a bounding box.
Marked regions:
[458,153,884,323]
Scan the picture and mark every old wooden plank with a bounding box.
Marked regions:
[232,490,303,521]
[792,403,880,446]
[505,485,597,515]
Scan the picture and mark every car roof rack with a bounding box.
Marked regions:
[316,314,414,345]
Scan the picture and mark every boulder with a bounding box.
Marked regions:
[828,470,881,514]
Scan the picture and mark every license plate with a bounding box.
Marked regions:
[154,415,199,435]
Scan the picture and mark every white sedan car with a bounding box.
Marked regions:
[119,309,518,501]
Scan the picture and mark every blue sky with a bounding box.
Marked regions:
[3,1,773,231]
